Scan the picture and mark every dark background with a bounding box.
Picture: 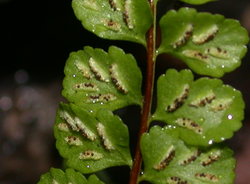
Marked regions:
[0,0,249,183]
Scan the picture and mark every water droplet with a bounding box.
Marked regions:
[227,114,233,120]
[73,74,76,77]
[208,140,213,145]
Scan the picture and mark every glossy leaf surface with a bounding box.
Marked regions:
[179,0,216,5]
[152,69,244,146]
[141,126,235,184]
[72,0,152,46]
[62,46,142,114]
[54,103,132,173]
[37,168,104,184]
[158,8,249,77]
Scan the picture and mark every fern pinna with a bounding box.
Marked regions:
[38,0,249,184]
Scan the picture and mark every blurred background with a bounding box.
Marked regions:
[0,0,249,183]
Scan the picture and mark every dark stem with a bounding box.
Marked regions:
[128,0,156,183]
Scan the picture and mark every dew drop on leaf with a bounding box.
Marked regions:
[227,114,233,120]
[208,140,213,145]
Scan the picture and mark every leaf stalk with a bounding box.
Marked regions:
[129,0,157,183]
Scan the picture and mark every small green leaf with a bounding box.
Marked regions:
[62,46,142,114]
[152,69,244,146]
[37,168,104,184]
[158,8,249,77]
[141,126,236,184]
[72,0,152,46]
[179,0,216,5]
[54,103,132,173]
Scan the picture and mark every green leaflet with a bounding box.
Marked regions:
[158,8,249,77]
[55,103,132,173]
[152,69,244,146]
[72,0,152,46]
[37,168,104,184]
[62,46,142,114]
[140,126,236,184]
[179,0,216,5]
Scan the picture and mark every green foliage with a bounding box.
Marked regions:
[152,69,244,146]
[158,8,249,77]
[54,103,132,173]
[62,46,143,114]
[179,0,216,5]
[37,168,104,184]
[72,0,153,45]
[37,0,249,184]
[141,126,235,184]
